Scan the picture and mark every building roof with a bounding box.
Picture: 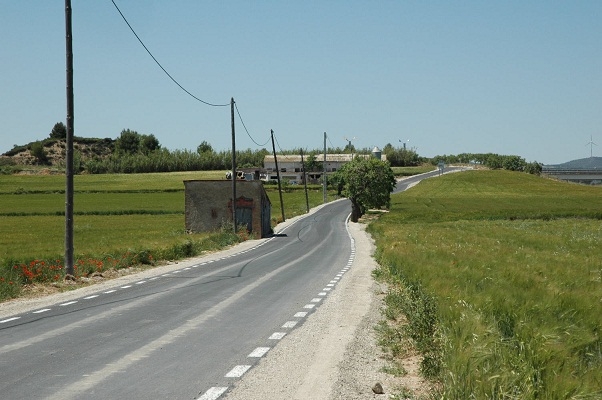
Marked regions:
[264,153,381,163]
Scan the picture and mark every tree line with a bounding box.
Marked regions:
[429,153,542,174]
[4,122,541,176]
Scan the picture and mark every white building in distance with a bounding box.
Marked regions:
[263,149,385,183]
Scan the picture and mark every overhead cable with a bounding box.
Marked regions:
[111,0,229,107]
[234,102,271,147]
[273,132,285,154]
[327,135,336,150]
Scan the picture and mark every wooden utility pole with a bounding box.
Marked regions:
[271,130,285,222]
[231,98,237,233]
[65,0,74,276]
[323,132,327,203]
[300,148,309,213]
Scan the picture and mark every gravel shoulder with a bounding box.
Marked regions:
[225,221,428,400]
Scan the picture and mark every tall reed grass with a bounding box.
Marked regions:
[369,170,602,399]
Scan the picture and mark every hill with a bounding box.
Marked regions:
[544,156,602,170]
[0,137,114,169]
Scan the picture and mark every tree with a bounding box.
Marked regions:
[524,161,542,175]
[30,141,49,165]
[501,155,526,171]
[115,129,141,154]
[197,140,213,154]
[140,134,161,154]
[49,122,67,139]
[305,152,322,172]
[338,157,396,222]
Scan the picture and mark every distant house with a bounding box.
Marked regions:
[263,150,386,183]
[184,180,272,237]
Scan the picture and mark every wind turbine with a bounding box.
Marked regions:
[585,136,597,158]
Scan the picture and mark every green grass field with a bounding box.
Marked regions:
[391,165,435,176]
[6,168,597,398]
[0,171,336,300]
[369,170,602,398]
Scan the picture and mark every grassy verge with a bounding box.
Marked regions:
[0,172,335,301]
[369,170,602,398]
[392,165,435,177]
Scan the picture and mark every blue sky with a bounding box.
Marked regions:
[1,1,600,165]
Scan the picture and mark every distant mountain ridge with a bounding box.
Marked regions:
[544,157,602,170]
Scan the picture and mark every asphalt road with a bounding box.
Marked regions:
[394,166,466,193]
[0,199,355,400]
[1,167,465,400]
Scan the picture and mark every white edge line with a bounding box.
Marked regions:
[225,365,251,378]
[197,386,228,400]
[269,332,287,340]
[248,347,271,358]
[294,311,308,317]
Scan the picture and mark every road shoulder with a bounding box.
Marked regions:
[224,222,406,400]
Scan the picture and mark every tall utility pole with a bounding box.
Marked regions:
[300,148,309,213]
[271,130,285,222]
[323,132,327,203]
[65,0,74,276]
[230,98,237,233]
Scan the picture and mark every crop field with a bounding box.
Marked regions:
[0,171,333,300]
[391,165,435,176]
[369,170,602,398]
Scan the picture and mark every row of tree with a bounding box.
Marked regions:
[430,153,542,174]
[16,123,541,176]
[24,125,419,174]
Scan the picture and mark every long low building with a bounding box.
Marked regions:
[263,150,385,183]
[542,156,602,185]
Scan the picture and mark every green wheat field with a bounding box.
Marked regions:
[369,170,602,398]
[2,168,601,398]
[0,171,330,299]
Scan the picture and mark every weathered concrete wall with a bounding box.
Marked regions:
[184,180,272,237]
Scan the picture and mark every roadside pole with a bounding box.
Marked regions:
[64,0,74,276]
[271,130,285,222]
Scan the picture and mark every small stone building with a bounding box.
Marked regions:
[184,180,272,238]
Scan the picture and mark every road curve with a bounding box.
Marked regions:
[0,199,354,400]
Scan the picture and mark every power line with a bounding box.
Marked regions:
[234,102,271,147]
[273,131,285,153]
[111,0,229,107]
[327,134,336,150]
